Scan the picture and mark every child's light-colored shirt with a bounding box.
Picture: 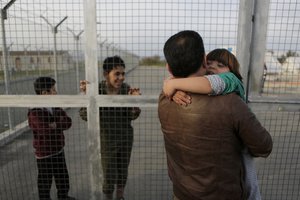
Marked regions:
[205,72,261,200]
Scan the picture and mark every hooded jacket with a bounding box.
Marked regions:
[28,107,72,158]
[158,93,272,200]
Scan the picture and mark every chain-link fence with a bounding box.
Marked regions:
[0,0,299,199]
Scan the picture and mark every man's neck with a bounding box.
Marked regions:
[188,66,206,77]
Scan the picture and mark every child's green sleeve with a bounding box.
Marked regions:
[218,72,245,101]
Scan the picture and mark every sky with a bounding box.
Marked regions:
[0,0,299,57]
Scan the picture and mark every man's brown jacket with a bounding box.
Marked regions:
[158,93,272,200]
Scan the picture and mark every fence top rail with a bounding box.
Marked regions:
[249,95,300,104]
[0,94,159,107]
[0,94,299,110]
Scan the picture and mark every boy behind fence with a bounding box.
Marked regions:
[27,77,75,200]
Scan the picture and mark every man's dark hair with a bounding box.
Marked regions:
[34,77,56,94]
[163,30,205,78]
[103,55,126,73]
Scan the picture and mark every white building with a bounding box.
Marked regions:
[283,57,300,73]
[264,51,282,74]
[0,50,73,72]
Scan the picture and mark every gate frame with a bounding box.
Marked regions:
[0,0,300,199]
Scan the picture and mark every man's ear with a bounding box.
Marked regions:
[166,63,172,74]
[203,54,207,68]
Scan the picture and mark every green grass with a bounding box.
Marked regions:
[139,56,165,66]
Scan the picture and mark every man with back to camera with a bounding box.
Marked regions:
[158,30,273,200]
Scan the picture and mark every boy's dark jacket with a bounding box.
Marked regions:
[28,107,72,158]
[79,81,141,123]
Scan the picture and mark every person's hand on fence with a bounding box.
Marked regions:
[80,80,89,94]
[128,88,141,95]
[128,87,141,119]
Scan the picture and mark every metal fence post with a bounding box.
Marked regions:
[248,0,270,96]
[236,0,254,101]
[68,28,84,93]
[1,0,16,130]
[237,0,270,100]
[83,0,102,199]
[40,15,68,90]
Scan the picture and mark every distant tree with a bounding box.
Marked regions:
[277,50,299,64]
[277,54,287,64]
[139,55,165,66]
[286,50,298,57]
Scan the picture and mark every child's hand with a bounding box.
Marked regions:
[163,77,176,98]
[131,107,141,120]
[80,80,89,94]
[172,90,192,106]
[59,116,65,121]
[49,122,57,129]
[128,88,141,95]
[128,88,142,119]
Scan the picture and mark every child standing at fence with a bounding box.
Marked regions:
[79,55,141,200]
[163,48,261,200]
[28,77,75,200]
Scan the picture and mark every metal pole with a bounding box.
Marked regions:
[75,38,80,92]
[68,28,84,92]
[248,0,270,96]
[83,0,101,198]
[237,0,270,100]
[53,16,68,89]
[1,11,10,89]
[53,30,58,82]
[7,42,13,76]
[40,15,68,90]
[98,39,107,75]
[106,42,113,57]
[1,0,16,130]
[38,50,41,76]
[75,32,84,92]
[1,10,12,130]
[236,0,255,102]
[24,45,30,76]
[36,46,43,76]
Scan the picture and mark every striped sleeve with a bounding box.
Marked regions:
[204,74,226,95]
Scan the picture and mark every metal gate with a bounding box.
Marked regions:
[0,0,299,199]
